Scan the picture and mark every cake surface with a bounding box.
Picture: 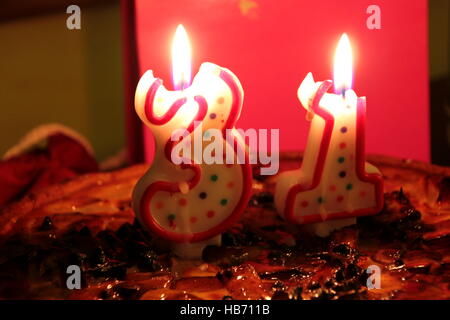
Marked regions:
[0,153,449,300]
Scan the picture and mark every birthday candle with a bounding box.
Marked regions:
[133,25,252,258]
[275,34,383,236]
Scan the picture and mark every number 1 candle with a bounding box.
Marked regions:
[133,25,252,258]
[275,34,383,236]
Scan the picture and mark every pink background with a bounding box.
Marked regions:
[134,0,429,162]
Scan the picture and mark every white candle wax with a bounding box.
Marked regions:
[275,72,383,227]
[133,62,252,257]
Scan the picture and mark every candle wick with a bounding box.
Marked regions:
[334,84,348,97]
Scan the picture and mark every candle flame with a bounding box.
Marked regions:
[172,24,192,90]
[333,33,353,94]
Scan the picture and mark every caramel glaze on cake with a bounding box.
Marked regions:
[0,153,449,300]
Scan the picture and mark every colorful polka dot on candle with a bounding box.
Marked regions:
[190,216,198,224]
[337,195,344,203]
[346,183,353,190]
[199,192,207,199]
[227,181,235,188]
[209,113,217,119]
[210,174,218,182]
[317,197,325,204]
[338,156,345,163]
[339,171,346,178]
[168,214,175,221]
[330,185,337,191]
[217,97,224,104]
[178,198,187,206]
[340,127,348,133]
[339,142,346,149]
[301,201,309,207]
[220,198,228,206]
[207,210,215,218]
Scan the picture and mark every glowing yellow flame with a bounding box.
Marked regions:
[172,24,191,90]
[333,33,353,94]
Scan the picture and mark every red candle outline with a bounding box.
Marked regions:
[139,68,253,243]
[284,80,383,224]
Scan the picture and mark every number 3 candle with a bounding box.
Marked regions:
[275,34,383,236]
[133,25,252,258]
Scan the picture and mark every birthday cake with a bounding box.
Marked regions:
[0,137,449,299]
